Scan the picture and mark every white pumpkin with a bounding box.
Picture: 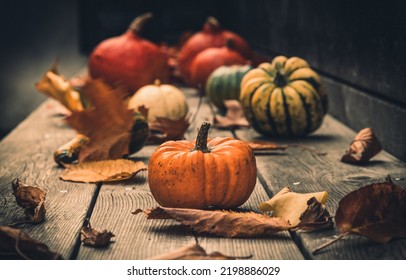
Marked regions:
[128,79,189,122]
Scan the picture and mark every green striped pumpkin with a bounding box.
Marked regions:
[206,65,252,111]
[240,56,327,137]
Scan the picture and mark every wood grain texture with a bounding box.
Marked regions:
[0,100,97,259]
[235,114,406,259]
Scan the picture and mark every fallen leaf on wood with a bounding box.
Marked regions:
[0,226,63,259]
[259,187,328,227]
[35,66,84,112]
[341,127,382,164]
[11,178,46,223]
[80,219,115,247]
[149,242,251,260]
[134,207,291,237]
[313,176,406,254]
[214,100,250,129]
[60,159,146,183]
[139,105,191,144]
[66,79,135,162]
[245,141,288,152]
[293,197,334,231]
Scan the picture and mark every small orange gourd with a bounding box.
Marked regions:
[148,122,257,209]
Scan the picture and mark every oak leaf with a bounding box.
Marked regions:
[65,79,135,162]
[213,100,250,129]
[341,127,382,164]
[80,219,115,247]
[259,187,329,227]
[0,226,63,259]
[11,178,46,223]
[134,207,291,237]
[35,67,84,112]
[60,159,146,183]
[149,242,251,260]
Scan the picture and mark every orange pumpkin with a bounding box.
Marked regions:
[148,122,257,209]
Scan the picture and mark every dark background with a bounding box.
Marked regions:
[1,0,405,160]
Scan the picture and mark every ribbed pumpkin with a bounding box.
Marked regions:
[128,79,188,122]
[206,64,252,111]
[240,56,327,137]
[148,122,257,209]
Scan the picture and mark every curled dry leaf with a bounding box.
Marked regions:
[293,197,334,231]
[35,66,84,112]
[60,159,146,183]
[259,187,328,227]
[149,242,251,260]
[134,207,291,237]
[139,105,191,144]
[80,219,115,247]
[313,176,406,254]
[213,100,250,129]
[11,178,46,223]
[341,127,382,164]
[66,79,135,162]
[0,226,63,260]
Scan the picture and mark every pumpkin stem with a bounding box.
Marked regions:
[129,12,153,35]
[193,122,211,153]
[274,63,288,87]
[204,16,221,32]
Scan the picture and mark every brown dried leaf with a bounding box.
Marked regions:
[214,100,250,129]
[60,159,146,183]
[35,67,84,112]
[65,79,135,162]
[149,242,251,260]
[245,141,288,152]
[80,219,115,247]
[140,105,191,144]
[259,187,329,227]
[135,207,291,237]
[11,178,46,223]
[335,176,406,243]
[0,226,63,259]
[341,127,382,164]
[294,197,334,231]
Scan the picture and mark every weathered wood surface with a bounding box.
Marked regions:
[1,87,405,260]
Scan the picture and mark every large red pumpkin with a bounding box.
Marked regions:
[189,41,248,88]
[177,16,252,85]
[88,13,170,94]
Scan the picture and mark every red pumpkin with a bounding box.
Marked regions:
[88,13,170,94]
[189,40,248,88]
[177,16,252,85]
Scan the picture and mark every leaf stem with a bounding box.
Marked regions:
[312,232,349,255]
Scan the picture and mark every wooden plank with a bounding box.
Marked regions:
[0,100,97,259]
[234,114,406,259]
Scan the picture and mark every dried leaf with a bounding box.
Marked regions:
[65,79,135,162]
[11,178,46,223]
[135,207,291,237]
[80,219,115,247]
[214,100,250,129]
[60,159,146,183]
[140,106,191,144]
[335,176,406,243]
[0,226,63,259]
[341,127,382,164]
[245,141,288,152]
[294,197,334,231]
[149,242,251,260]
[259,187,329,227]
[35,68,84,111]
